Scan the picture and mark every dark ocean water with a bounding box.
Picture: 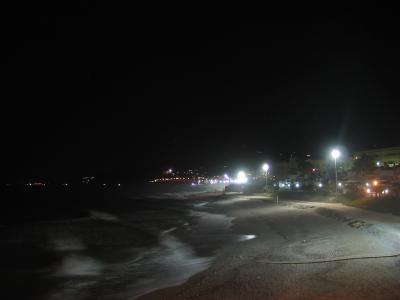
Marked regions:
[0,183,237,300]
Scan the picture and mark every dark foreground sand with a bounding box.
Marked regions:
[138,194,400,300]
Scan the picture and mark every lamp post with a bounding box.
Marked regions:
[331,149,341,196]
[262,163,270,193]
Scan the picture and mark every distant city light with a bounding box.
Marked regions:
[373,180,378,186]
[338,182,342,187]
[366,188,371,193]
[366,182,370,187]
[376,161,381,167]
[384,189,389,194]
[318,183,323,188]
[295,183,300,188]
[26,182,45,187]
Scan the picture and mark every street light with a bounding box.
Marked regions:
[262,163,270,192]
[236,171,248,184]
[331,149,341,196]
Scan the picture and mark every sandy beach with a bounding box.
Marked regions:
[138,193,400,300]
[3,187,400,300]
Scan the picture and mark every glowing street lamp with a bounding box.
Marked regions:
[262,163,270,192]
[236,171,248,184]
[331,149,340,160]
[331,149,341,196]
[262,163,270,173]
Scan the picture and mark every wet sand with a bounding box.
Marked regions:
[138,194,400,300]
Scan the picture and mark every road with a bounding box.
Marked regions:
[139,194,400,299]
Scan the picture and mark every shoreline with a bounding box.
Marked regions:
[0,189,227,300]
[137,193,400,300]
[4,187,400,299]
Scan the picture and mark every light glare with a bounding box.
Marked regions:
[235,171,248,184]
[331,149,340,160]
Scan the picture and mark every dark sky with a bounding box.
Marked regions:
[2,4,400,180]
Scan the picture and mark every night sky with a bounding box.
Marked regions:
[3,5,400,181]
